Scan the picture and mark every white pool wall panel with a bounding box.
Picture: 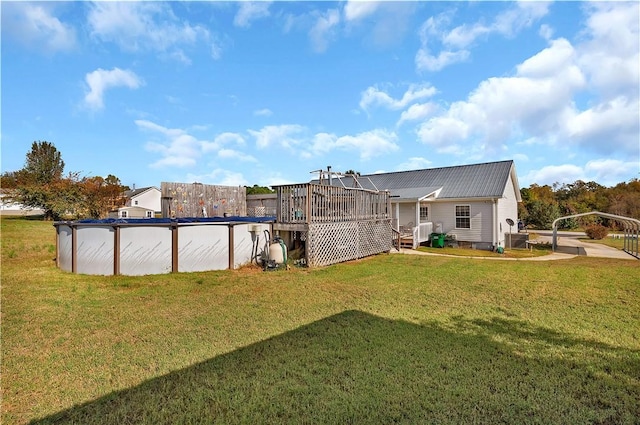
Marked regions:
[120,226,172,276]
[233,223,271,269]
[178,224,229,272]
[58,225,73,272]
[76,226,114,275]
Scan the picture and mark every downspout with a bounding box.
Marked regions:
[493,199,499,249]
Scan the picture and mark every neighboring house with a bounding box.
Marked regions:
[124,187,161,215]
[316,160,521,250]
[0,191,44,216]
[110,205,155,219]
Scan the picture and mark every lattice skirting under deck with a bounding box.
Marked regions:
[307,220,392,267]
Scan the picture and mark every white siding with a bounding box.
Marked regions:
[119,206,154,219]
[397,203,418,226]
[430,201,493,243]
[497,172,519,247]
[130,188,161,212]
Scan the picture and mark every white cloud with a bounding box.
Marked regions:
[539,24,554,41]
[343,1,380,22]
[216,132,246,147]
[492,1,550,38]
[249,125,307,150]
[523,164,585,186]
[234,2,272,28]
[396,157,432,171]
[2,3,76,53]
[218,149,257,163]
[565,96,639,154]
[309,9,341,53]
[201,132,246,153]
[577,2,640,99]
[522,159,639,187]
[87,2,212,61]
[415,36,592,156]
[309,129,399,160]
[137,120,249,169]
[415,47,470,72]
[397,103,436,126]
[442,23,490,49]
[513,153,529,164]
[186,170,249,187]
[254,108,273,117]
[84,68,143,110]
[516,38,577,79]
[584,159,639,185]
[359,83,437,112]
[138,120,202,168]
[441,1,550,49]
[416,2,549,72]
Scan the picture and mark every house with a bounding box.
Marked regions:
[0,191,44,216]
[111,205,155,219]
[317,160,521,250]
[124,186,161,215]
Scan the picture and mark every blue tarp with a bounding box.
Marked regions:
[70,216,276,225]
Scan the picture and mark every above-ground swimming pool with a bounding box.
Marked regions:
[54,217,275,276]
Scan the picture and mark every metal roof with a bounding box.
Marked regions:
[312,160,518,200]
[388,187,442,201]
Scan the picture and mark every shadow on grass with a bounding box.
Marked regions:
[32,311,639,425]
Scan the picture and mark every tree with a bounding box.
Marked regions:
[10,141,127,220]
[525,200,560,229]
[246,185,275,195]
[23,141,65,185]
[80,175,127,218]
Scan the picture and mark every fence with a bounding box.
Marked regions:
[161,182,246,218]
[247,194,277,217]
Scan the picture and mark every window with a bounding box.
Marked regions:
[134,200,138,205]
[455,205,470,229]
[146,211,153,218]
[121,211,128,218]
[419,204,429,222]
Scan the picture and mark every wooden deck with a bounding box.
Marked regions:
[273,183,393,266]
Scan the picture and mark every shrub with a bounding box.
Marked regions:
[585,224,608,240]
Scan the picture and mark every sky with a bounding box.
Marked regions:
[1,1,639,190]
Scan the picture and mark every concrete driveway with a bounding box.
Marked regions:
[531,231,636,260]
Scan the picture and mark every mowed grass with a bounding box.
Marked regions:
[2,217,639,424]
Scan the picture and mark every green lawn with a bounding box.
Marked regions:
[580,236,627,250]
[2,217,639,424]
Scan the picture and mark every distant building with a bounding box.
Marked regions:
[124,187,161,215]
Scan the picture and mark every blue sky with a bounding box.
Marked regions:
[2,1,639,190]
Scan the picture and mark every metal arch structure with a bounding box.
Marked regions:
[552,211,640,259]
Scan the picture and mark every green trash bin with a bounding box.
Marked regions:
[431,232,445,248]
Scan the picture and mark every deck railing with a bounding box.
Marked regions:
[276,184,391,224]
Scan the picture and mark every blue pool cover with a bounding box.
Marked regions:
[70,216,276,225]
